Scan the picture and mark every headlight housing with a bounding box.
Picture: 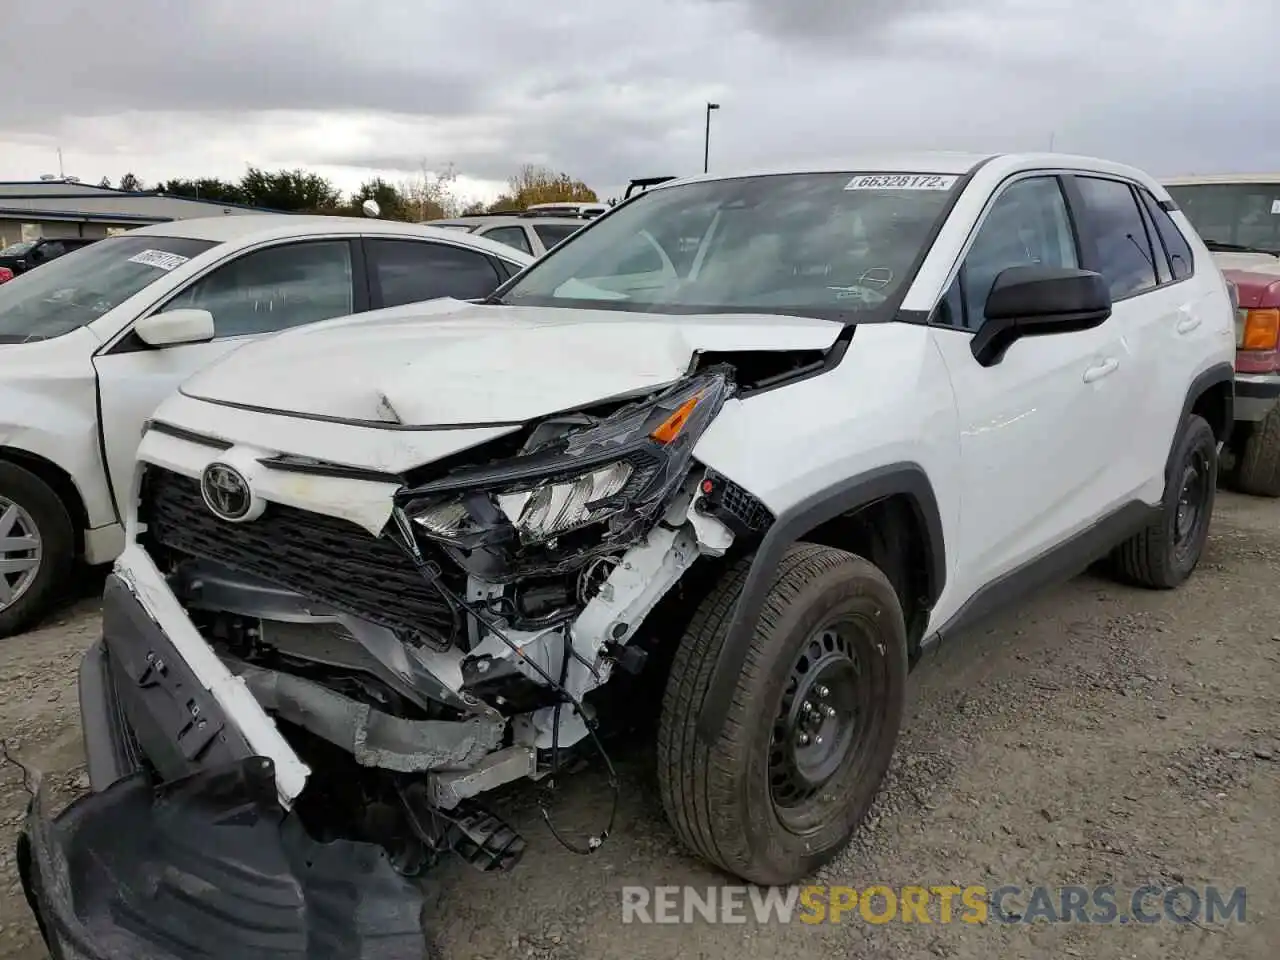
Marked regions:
[396,368,731,577]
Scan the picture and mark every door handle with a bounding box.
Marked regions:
[1082,357,1119,383]
[1176,312,1202,334]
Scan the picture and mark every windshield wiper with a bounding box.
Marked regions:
[1203,240,1280,258]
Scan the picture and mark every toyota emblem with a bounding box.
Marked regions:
[200,463,252,521]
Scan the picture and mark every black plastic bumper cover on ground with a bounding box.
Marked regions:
[19,570,432,957]
[20,709,429,960]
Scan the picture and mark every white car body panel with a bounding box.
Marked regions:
[181,302,842,426]
[0,329,117,532]
[138,423,461,536]
[0,216,532,569]
[149,391,520,478]
[102,153,1238,810]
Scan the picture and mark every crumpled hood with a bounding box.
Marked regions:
[179,299,842,426]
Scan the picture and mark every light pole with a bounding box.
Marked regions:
[703,102,720,174]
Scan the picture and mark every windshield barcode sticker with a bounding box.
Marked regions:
[128,249,190,271]
[844,174,958,191]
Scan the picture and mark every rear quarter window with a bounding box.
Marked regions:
[1140,191,1194,281]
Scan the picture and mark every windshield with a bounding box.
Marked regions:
[0,235,216,343]
[0,241,35,258]
[498,172,961,319]
[1166,182,1280,254]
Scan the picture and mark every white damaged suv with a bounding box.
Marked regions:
[22,153,1236,958]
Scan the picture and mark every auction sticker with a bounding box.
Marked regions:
[127,249,191,271]
[845,174,958,191]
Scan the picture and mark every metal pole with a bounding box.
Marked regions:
[704,103,720,174]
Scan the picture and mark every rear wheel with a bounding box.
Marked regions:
[1233,404,1280,498]
[0,462,74,638]
[656,543,907,885]
[1110,414,1217,589]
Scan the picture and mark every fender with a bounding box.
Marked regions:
[695,462,946,742]
[1169,362,1234,482]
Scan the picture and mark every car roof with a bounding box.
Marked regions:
[649,152,1170,194]
[126,214,535,262]
[1163,173,1280,186]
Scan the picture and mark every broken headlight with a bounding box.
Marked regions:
[396,368,731,572]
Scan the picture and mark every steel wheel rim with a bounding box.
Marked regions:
[1174,448,1210,561]
[768,620,871,825]
[0,496,42,612]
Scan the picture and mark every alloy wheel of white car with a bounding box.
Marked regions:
[0,496,42,611]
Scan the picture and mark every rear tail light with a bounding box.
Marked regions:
[0,267,12,284]
[1242,308,1280,351]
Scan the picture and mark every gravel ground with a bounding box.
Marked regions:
[1,491,1277,959]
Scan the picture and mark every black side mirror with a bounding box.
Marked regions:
[971,265,1112,367]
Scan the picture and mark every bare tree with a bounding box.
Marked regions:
[402,160,462,222]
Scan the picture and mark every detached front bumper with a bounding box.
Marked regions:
[18,557,428,960]
[1235,372,1280,422]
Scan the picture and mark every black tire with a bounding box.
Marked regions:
[1234,403,1280,498]
[0,462,75,638]
[656,543,907,885]
[1109,414,1217,590]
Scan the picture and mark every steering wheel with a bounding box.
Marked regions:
[856,267,894,289]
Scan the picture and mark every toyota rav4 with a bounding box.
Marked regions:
[21,153,1236,959]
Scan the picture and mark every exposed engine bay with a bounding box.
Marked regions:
[131,364,776,872]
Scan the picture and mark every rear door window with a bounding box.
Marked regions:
[1139,191,1194,281]
[366,239,503,308]
[532,222,582,250]
[1074,177,1158,300]
[478,225,534,256]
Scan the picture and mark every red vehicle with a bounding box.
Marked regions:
[1219,268,1280,493]
[1165,175,1280,496]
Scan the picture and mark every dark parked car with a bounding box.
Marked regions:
[0,237,101,277]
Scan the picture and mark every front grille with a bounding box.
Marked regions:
[141,468,457,645]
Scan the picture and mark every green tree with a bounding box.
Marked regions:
[97,176,112,189]
[238,167,342,212]
[118,172,144,192]
[155,177,245,205]
[489,164,598,211]
[346,177,411,220]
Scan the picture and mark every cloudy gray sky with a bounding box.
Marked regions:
[2,0,1276,204]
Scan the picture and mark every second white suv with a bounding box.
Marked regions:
[428,211,590,256]
[22,153,1236,957]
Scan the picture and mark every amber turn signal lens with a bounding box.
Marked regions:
[1242,308,1280,351]
[650,393,704,444]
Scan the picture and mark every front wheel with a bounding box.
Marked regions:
[0,462,74,639]
[656,543,907,885]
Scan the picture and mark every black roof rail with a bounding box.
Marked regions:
[516,208,598,219]
[435,208,598,221]
[624,176,678,200]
